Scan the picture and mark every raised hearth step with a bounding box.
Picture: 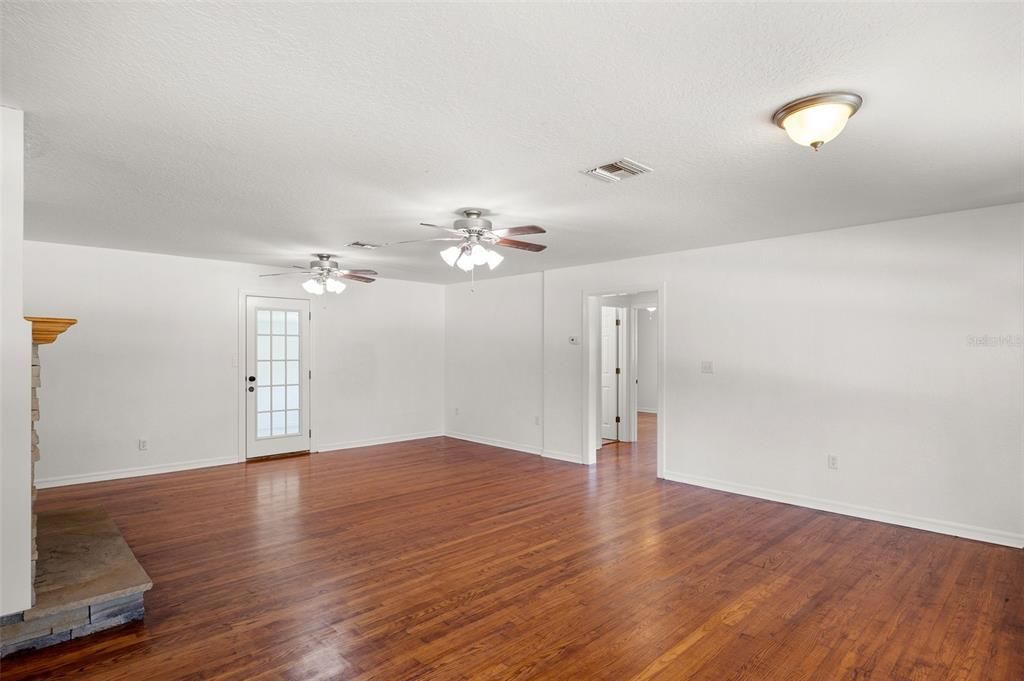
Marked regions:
[1,508,152,658]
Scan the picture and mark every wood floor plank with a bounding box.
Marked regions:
[2,415,1021,680]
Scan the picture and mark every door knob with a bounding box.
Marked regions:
[248,386,255,393]
[247,376,256,382]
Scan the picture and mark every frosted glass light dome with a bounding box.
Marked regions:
[302,278,325,295]
[773,92,862,151]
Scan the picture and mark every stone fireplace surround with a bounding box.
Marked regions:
[0,318,152,658]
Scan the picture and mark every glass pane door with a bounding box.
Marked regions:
[245,296,310,459]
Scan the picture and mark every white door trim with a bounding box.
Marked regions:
[581,283,667,479]
[236,289,316,462]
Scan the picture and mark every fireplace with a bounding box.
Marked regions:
[1,318,153,657]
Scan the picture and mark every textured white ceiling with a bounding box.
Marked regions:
[3,2,1022,283]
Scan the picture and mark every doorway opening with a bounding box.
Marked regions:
[584,287,665,477]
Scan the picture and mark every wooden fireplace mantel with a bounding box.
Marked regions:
[24,317,77,344]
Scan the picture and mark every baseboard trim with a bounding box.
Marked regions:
[315,431,443,453]
[443,432,541,456]
[541,449,584,464]
[36,456,238,489]
[662,471,1024,549]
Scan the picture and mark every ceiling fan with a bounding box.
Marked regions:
[367,208,547,272]
[259,253,378,295]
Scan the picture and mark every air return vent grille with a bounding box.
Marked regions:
[582,158,653,183]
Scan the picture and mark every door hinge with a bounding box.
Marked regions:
[308,312,312,321]
[615,416,621,423]
[615,367,621,374]
[615,319,621,326]
[309,429,312,438]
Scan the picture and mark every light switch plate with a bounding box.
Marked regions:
[700,360,714,374]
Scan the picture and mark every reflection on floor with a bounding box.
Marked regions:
[599,412,656,468]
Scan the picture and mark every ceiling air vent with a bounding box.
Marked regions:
[581,157,652,183]
[347,241,381,249]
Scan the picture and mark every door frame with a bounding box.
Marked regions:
[581,283,667,478]
[624,306,640,443]
[236,289,316,462]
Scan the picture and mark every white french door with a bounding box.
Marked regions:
[245,296,311,459]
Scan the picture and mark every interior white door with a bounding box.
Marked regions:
[600,306,619,440]
[620,307,637,443]
[245,296,311,459]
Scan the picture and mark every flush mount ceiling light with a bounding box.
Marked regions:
[772,92,863,151]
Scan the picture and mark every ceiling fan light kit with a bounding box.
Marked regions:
[363,208,546,276]
[440,246,461,267]
[772,92,863,150]
[441,241,505,273]
[260,253,378,295]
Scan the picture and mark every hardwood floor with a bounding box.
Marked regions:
[4,414,1022,680]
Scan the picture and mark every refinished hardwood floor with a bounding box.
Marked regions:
[4,415,1022,680]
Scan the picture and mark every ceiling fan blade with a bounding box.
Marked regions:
[490,225,546,237]
[494,238,547,252]
[343,269,378,276]
[340,273,376,283]
[259,271,311,277]
[383,237,464,247]
[421,222,462,235]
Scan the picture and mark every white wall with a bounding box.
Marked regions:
[444,273,543,453]
[450,204,1023,546]
[637,309,658,413]
[1,107,33,615]
[20,203,1024,549]
[23,241,445,486]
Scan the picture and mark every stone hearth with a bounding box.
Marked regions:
[0,510,152,656]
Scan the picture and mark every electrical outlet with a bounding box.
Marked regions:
[827,454,839,471]
[454,407,459,416]
[535,415,541,426]
[138,439,148,452]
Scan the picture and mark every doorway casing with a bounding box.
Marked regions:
[580,282,667,478]
[236,290,316,462]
